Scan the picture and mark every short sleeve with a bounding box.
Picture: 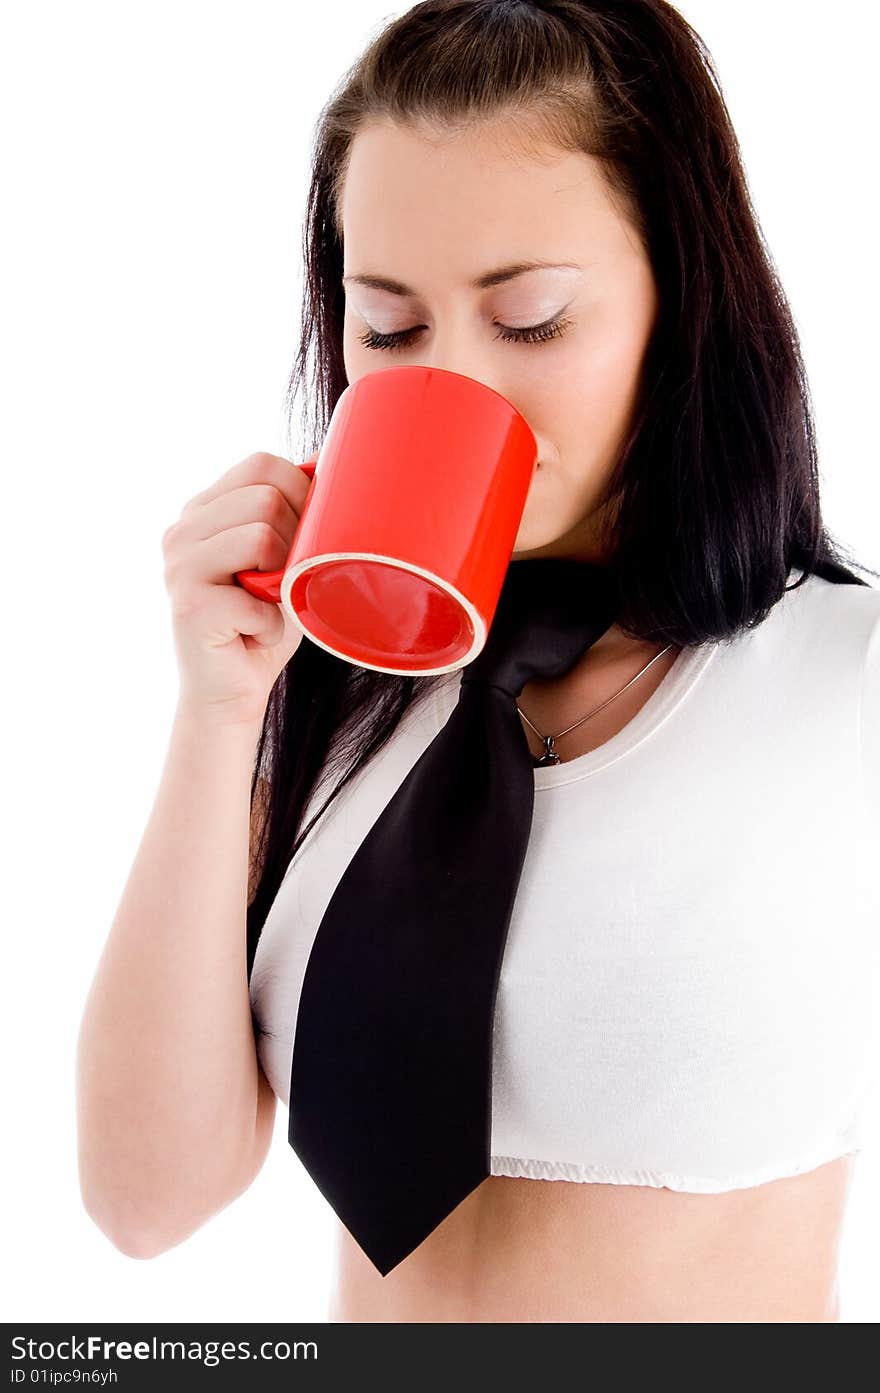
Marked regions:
[860,604,880,829]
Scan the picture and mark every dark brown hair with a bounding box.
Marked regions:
[246,0,877,983]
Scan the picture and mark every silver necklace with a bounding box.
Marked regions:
[516,644,676,767]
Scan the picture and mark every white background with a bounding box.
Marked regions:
[3,0,878,1324]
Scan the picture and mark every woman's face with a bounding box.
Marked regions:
[339,116,659,562]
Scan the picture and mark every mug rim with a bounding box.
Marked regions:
[342,362,537,444]
[280,551,487,677]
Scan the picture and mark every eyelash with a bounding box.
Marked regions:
[356,314,573,352]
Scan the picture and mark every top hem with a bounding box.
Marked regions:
[489,1142,864,1191]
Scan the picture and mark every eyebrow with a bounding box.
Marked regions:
[342,260,582,296]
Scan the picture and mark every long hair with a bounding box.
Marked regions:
[246,0,878,983]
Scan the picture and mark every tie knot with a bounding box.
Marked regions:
[460,557,619,699]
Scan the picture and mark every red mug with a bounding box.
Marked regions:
[234,364,538,675]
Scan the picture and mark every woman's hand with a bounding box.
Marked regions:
[161,451,311,726]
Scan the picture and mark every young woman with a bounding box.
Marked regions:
[76,0,880,1322]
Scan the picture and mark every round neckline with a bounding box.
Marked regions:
[429,638,721,787]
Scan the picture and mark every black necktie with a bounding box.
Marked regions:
[287,555,618,1276]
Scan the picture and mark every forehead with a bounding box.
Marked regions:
[337,118,633,281]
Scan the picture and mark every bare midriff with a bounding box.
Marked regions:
[328,1154,855,1322]
[327,636,854,1321]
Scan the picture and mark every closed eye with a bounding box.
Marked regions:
[356,313,573,352]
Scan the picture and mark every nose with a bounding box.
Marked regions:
[415,353,501,400]
[401,321,509,401]
[423,367,537,457]
[417,350,543,462]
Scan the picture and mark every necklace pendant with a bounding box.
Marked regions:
[534,736,561,768]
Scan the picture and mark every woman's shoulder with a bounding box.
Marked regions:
[791,569,880,825]
[771,566,880,651]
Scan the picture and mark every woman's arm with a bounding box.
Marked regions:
[75,701,272,1258]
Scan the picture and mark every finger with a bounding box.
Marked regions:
[183,452,313,520]
[194,581,290,648]
[179,482,304,546]
[241,603,300,651]
[181,520,294,587]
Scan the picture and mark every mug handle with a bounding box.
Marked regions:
[234,456,319,603]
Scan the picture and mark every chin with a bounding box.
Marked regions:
[511,518,554,560]
[511,522,567,560]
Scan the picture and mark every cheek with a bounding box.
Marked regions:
[341,319,360,383]
[595,322,650,413]
[342,313,382,385]
[552,316,651,461]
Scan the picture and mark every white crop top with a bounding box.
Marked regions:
[250,568,880,1191]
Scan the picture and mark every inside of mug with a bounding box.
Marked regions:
[288,557,479,674]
